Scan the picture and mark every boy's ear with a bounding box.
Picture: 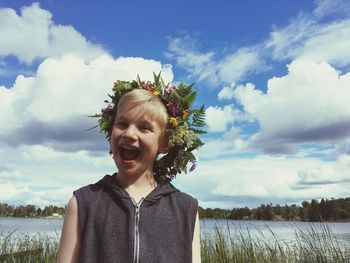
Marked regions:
[158,134,169,154]
[158,145,169,154]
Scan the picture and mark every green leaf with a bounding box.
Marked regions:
[186,152,196,161]
[187,138,204,152]
[191,104,206,127]
[190,127,207,134]
[177,83,193,97]
[85,124,99,131]
[153,72,162,85]
[185,91,197,107]
[136,75,142,85]
[131,80,139,89]
[87,114,101,118]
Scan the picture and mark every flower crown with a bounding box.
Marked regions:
[91,73,206,183]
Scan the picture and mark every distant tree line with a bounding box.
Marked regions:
[1,197,350,221]
[198,197,350,222]
[0,203,65,218]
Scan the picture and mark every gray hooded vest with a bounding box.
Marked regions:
[73,174,198,263]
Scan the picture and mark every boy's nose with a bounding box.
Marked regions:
[123,125,138,139]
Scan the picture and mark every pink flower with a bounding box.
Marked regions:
[164,84,171,94]
[142,81,156,92]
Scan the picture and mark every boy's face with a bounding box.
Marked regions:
[111,103,167,177]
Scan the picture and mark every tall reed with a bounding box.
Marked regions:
[201,223,350,263]
[0,231,58,263]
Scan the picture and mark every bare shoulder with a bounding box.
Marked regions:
[57,195,80,263]
[62,195,79,226]
[66,195,78,214]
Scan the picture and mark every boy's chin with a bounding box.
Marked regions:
[117,168,154,180]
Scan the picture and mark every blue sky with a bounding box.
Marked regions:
[1,0,350,208]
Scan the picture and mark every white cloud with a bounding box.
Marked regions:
[0,54,173,149]
[197,138,235,159]
[217,47,264,84]
[0,183,29,202]
[7,142,336,209]
[205,105,238,132]
[196,130,249,159]
[229,60,350,153]
[219,82,263,114]
[266,12,350,67]
[165,35,217,83]
[173,154,350,208]
[218,83,236,100]
[0,144,116,207]
[313,0,350,18]
[0,3,106,64]
[165,35,263,85]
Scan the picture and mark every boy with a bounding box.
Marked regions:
[57,75,205,262]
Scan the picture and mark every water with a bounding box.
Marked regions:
[200,219,350,248]
[0,217,63,238]
[1,217,350,248]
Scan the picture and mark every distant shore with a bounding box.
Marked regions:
[1,215,350,223]
[2,196,350,222]
[0,215,63,219]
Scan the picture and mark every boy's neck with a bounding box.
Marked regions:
[116,171,157,202]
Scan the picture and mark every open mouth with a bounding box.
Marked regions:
[119,145,140,161]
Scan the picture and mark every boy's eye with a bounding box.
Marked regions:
[140,125,152,131]
[115,121,128,128]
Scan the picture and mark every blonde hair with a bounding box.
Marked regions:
[117,89,168,132]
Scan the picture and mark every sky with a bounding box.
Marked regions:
[1,0,350,209]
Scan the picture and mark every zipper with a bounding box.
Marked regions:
[132,198,144,263]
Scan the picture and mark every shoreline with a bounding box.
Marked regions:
[1,216,350,223]
[200,217,350,223]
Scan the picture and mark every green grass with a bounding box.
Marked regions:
[201,224,350,263]
[0,230,58,263]
[1,225,349,262]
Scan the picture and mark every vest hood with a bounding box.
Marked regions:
[96,174,179,205]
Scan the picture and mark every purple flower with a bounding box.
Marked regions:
[101,103,114,116]
[189,160,197,172]
[166,99,179,117]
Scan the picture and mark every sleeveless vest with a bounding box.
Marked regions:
[74,174,198,263]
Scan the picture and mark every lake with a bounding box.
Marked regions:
[1,217,350,248]
[0,217,63,238]
[200,219,350,248]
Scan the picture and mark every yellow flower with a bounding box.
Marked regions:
[182,110,189,119]
[169,117,178,127]
[153,91,159,97]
